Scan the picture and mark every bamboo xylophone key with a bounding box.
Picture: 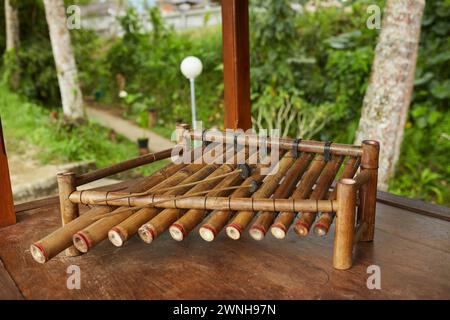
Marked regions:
[313,157,360,236]
[294,155,344,237]
[225,152,296,240]
[249,152,313,240]
[270,155,327,239]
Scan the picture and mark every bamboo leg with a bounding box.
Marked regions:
[333,179,357,270]
[359,140,379,242]
[57,172,80,257]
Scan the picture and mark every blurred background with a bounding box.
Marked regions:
[0,0,448,205]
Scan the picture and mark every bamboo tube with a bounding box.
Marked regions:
[225,153,295,240]
[57,172,80,257]
[294,156,344,237]
[73,162,219,252]
[169,171,244,241]
[138,163,237,243]
[75,148,174,186]
[353,222,368,245]
[270,155,327,239]
[313,157,360,236]
[249,153,313,240]
[190,130,363,157]
[199,170,265,242]
[333,179,357,270]
[107,146,234,246]
[359,140,379,242]
[30,163,184,263]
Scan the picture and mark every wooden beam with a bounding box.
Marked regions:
[221,0,252,130]
[0,117,16,228]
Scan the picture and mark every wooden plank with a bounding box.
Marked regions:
[221,0,252,130]
[0,198,448,299]
[0,117,16,228]
[0,259,23,299]
[377,190,450,222]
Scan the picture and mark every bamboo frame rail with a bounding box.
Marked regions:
[69,193,337,213]
[30,128,379,271]
[189,130,363,157]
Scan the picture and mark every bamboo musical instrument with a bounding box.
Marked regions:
[249,152,313,240]
[29,127,379,271]
[270,155,327,239]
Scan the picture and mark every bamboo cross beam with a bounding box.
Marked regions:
[189,130,363,157]
[71,193,338,213]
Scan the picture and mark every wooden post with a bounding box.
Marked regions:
[57,172,79,256]
[221,0,252,130]
[333,179,357,270]
[0,117,15,228]
[359,140,380,241]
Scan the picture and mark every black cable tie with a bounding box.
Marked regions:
[324,141,332,162]
[292,138,302,158]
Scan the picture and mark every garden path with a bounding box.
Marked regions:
[86,106,175,152]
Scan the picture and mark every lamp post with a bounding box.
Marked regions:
[180,56,203,131]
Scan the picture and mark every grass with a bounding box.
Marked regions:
[0,84,168,178]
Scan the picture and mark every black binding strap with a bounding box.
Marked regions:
[202,130,211,148]
[324,141,332,162]
[292,138,302,158]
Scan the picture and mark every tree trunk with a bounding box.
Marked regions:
[43,0,84,120]
[4,0,20,88]
[5,0,19,50]
[354,0,425,191]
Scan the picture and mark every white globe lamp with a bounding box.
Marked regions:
[180,56,203,131]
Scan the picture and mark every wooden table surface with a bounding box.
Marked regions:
[0,188,449,300]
